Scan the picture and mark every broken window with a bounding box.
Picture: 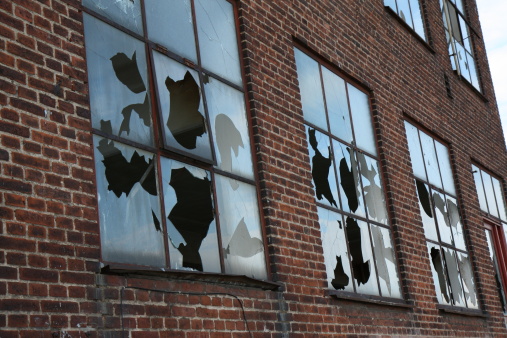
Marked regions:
[441,0,480,91]
[485,227,507,313]
[85,0,267,279]
[295,47,401,299]
[406,121,478,308]
[384,0,426,39]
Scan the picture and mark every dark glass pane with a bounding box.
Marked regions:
[84,14,153,146]
[318,208,353,292]
[93,136,165,267]
[370,225,401,298]
[83,0,143,35]
[161,158,220,273]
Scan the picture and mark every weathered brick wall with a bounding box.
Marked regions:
[1,0,506,337]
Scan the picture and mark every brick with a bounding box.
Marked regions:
[0,119,30,138]
[20,268,58,283]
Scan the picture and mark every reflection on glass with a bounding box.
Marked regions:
[370,225,401,298]
[443,248,465,306]
[84,14,153,146]
[419,131,443,190]
[307,128,339,207]
[322,68,353,143]
[349,85,377,156]
[467,52,480,90]
[396,0,414,27]
[160,158,220,273]
[195,0,241,86]
[485,229,507,313]
[152,51,212,160]
[294,48,327,130]
[205,77,254,180]
[318,208,353,292]
[93,136,165,267]
[492,177,507,222]
[446,196,466,250]
[347,217,379,296]
[433,191,453,246]
[357,153,388,224]
[457,252,478,308]
[472,165,488,212]
[434,141,455,195]
[83,0,143,35]
[405,122,426,181]
[215,175,267,280]
[428,244,451,304]
[483,171,499,218]
[145,0,197,62]
[416,180,438,241]
[409,0,426,39]
[334,140,366,217]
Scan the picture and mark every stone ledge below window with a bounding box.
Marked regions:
[437,304,489,317]
[327,290,414,309]
[100,263,282,291]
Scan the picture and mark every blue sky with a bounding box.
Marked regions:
[476,0,507,143]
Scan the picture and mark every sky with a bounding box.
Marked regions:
[476,0,507,144]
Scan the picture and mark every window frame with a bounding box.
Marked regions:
[384,0,428,41]
[484,220,507,313]
[82,0,271,279]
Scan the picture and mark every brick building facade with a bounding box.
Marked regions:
[1,0,507,336]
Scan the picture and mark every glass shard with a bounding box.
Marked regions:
[308,128,337,207]
[357,153,388,224]
[457,252,478,308]
[119,94,150,137]
[419,131,443,190]
[428,244,451,304]
[472,165,488,212]
[416,180,438,241]
[371,225,401,298]
[492,177,507,222]
[433,191,453,245]
[442,247,465,306]
[83,0,143,35]
[434,141,455,195]
[224,217,264,258]
[334,141,365,217]
[483,171,500,218]
[216,114,244,186]
[446,196,466,250]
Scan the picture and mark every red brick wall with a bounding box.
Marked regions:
[1,0,506,336]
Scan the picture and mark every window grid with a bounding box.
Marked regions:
[385,0,427,40]
[83,0,268,279]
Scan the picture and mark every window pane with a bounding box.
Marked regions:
[370,225,401,298]
[307,128,339,208]
[434,141,455,196]
[195,0,242,85]
[428,244,451,304]
[443,248,465,306]
[349,85,377,156]
[294,48,327,130]
[472,165,488,212]
[416,180,439,241]
[455,42,472,82]
[433,191,453,246]
[322,68,353,144]
[346,217,379,296]
[357,153,388,225]
[145,0,197,62]
[334,140,366,217]
[83,0,143,35]
[405,121,426,181]
[205,77,254,180]
[420,131,443,190]
[454,0,465,14]
[483,171,500,218]
[384,0,397,11]
[396,0,414,27]
[460,16,473,53]
[84,14,153,146]
[318,208,354,292]
[457,252,478,308]
[409,0,426,39]
[492,178,507,222]
[160,158,221,273]
[485,229,507,312]
[466,51,480,90]
[152,51,213,160]
[215,175,267,280]
[446,196,466,250]
[93,136,165,267]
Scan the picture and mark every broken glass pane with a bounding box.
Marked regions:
[93,135,165,267]
[485,229,507,312]
[492,177,507,222]
[433,191,453,246]
[83,0,143,35]
[205,77,254,180]
[443,247,465,306]
[457,252,478,308]
[145,0,197,62]
[294,48,327,130]
[472,165,488,212]
[427,244,451,304]
[415,180,438,241]
[370,225,401,298]
[348,84,377,156]
[396,0,414,27]
[160,158,220,273]
[215,175,267,280]
[483,171,500,218]
[195,0,242,86]
[405,121,426,181]
[446,196,466,250]
[346,217,379,296]
[307,128,339,207]
[318,208,353,292]
[152,51,212,160]
[322,68,353,144]
[334,140,366,217]
[434,141,455,196]
[419,131,443,190]
[409,0,426,39]
[357,153,388,225]
[84,14,153,146]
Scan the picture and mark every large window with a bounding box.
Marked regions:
[384,0,426,40]
[405,121,478,308]
[472,165,507,312]
[84,0,267,280]
[294,47,402,299]
[440,0,480,91]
